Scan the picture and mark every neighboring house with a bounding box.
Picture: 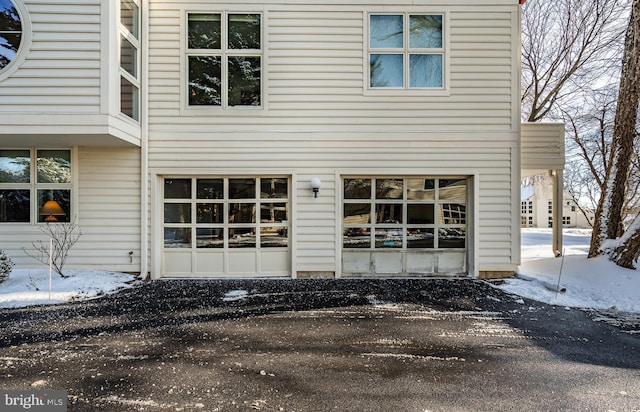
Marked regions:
[521,177,594,230]
[0,0,564,279]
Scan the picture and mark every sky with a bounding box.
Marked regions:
[0,228,638,314]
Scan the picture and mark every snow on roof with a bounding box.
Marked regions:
[521,185,535,201]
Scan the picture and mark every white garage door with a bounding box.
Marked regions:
[342,177,468,276]
[161,177,290,277]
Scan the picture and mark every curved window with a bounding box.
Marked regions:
[0,0,22,72]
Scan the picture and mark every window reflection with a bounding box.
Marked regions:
[438,228,465,248]
[344,178,371,199]
[228,227,256,248]
[375,228,403,248]
[0,1,21,71]
[260,202,287,223]
[375,203,402,223]
[407,178,434,200]
[196,203,222,223]
[376,179,403,199]
[344,203,371,224]
[260,227,287,248]
[343,227,371,248]
[0,189,29,222]
[260,178,287,198]
[196,228,223,248]
[407,204,434,224]
[229,203,255,223]
[229,178,255,199]
[37,150,71,184]
[165,179,191,199]
[164,203,191,224]
[0,150,30,183]
[197,179,223,199]
[439,203,466,224]
[407,228,434,248]
[164,228,191,248]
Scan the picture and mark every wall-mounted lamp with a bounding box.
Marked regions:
[310,177,322,198]
[40,200,66,222]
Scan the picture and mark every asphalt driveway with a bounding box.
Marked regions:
[1,278,639,411]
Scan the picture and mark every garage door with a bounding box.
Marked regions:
[162,177,290,277]
[342,177,468,276]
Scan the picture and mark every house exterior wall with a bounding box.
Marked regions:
[0,0,140,147]
[1,147,141,271]
[146,0,522,278]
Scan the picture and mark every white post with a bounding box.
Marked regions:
[49,238,53,300]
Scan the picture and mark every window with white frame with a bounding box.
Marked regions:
[368,13,444,89]
[163,177,288,249]
[186,12,262,108]
[0,0,21,72]
[342,177,466,250]
[0,149,72,223]
[120,0,140,121]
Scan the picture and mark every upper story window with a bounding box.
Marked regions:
[0,0,21,71]
[0,149,72,223]
[186,12,262,108]
[120,0,140,121]
[368,13,444,90]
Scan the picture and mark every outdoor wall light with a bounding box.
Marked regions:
[310,177,322,198]
[40,200,66,222]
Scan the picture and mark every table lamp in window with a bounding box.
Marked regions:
[40,200,66,222]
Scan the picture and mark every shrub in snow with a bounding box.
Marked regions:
[0,250,15,283]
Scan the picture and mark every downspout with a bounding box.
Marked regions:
[140,0,150,279]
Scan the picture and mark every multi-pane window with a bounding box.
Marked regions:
[187,12,262,108]
[0,149,72,223]
[343,177,466,250]
[163,177,288,249]
[0,0,21,72]
[368,13,444,89]
[563,216,571,226]
[120,0,140,121]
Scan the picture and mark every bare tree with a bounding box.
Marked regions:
[591,0,640,268]
[521,0,629,122]
[24,220,82,278]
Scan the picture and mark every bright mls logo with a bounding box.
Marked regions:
[1,390,67,411]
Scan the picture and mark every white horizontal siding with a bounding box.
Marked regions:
[0,0,103,113]
[74,147,141,271]
[521,122,566,174]
[147,3,517,133]
[0,147,141,272]
[146,1,521,275]
[149,135,518,274]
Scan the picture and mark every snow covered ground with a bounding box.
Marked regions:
[0,228,638,313]
[499,228,640,314]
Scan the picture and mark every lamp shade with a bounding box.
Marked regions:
[40,200,66,222]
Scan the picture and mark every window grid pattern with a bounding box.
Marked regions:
[0,149,72,223]
[186,12,262,108]
[342,177,467,250]
[368,13,445,89]
[120,0,140,121]
[163,177,288,249]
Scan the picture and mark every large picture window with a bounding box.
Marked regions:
[368,13,444,89]
[343,177,466,250]
[0,149,72,223]
[186,12,262,108]
[163,177,288,249]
